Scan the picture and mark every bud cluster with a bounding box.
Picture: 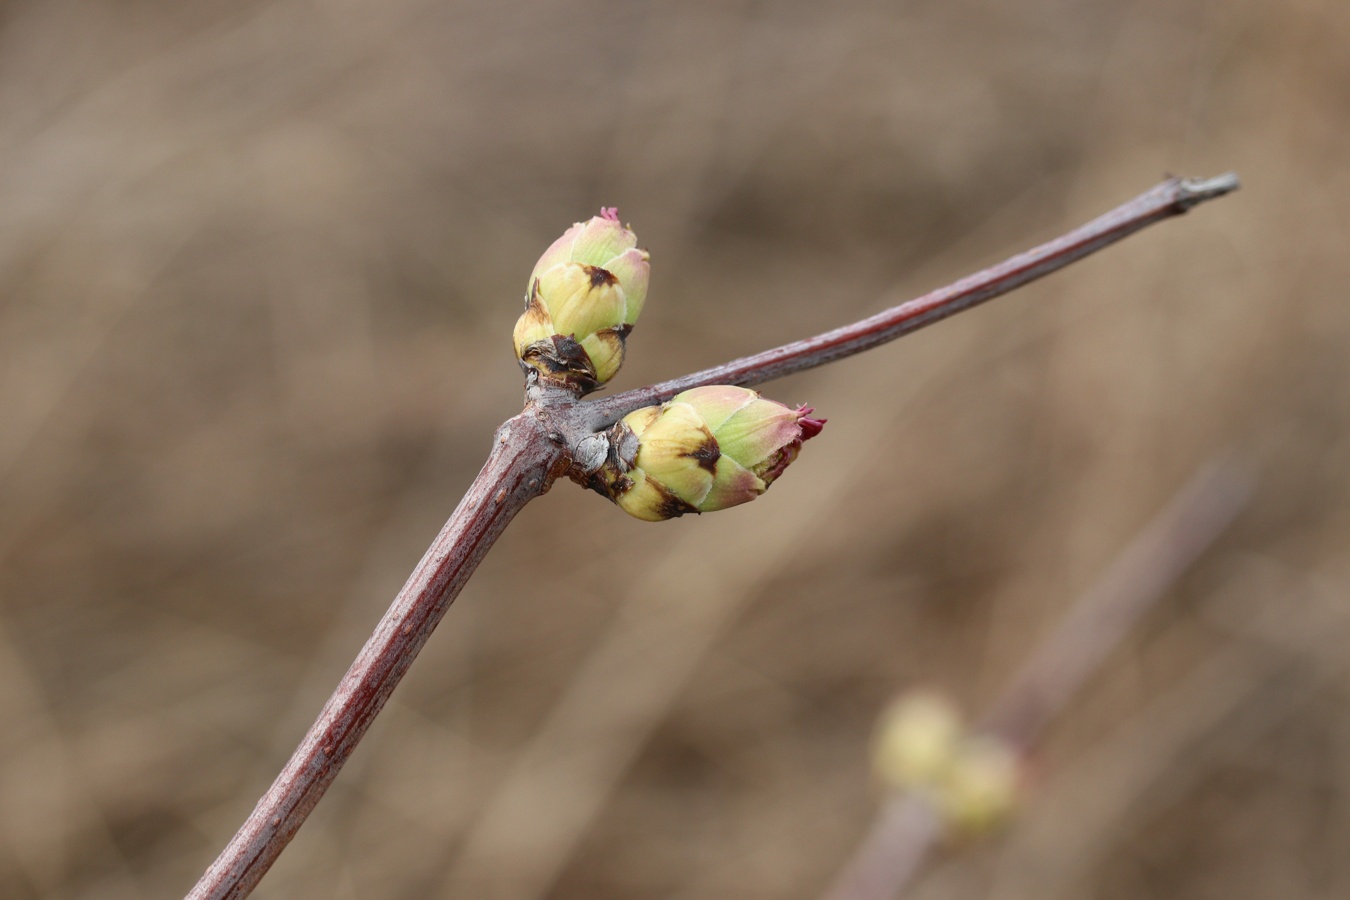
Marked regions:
[513,208,650,395]
[872,692,1020,836]
[584,385,825,521]
[517,211,825,520]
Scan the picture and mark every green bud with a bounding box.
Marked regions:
[514,208,650,394]
[594,385,825,522]
[873,692,964,790]
[938,736,1020,836]
[871,690,1021,837]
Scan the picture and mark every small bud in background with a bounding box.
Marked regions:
[514,208,650,394]
[592,385,825,522]
[872,689,1021,838]
[937,736,1020,836]
[873,691,963,790]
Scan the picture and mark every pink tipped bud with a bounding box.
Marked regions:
[797,407,827,439]
[514,210,651,394]
[594,385,824,521]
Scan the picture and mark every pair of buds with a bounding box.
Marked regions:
[873,692,1021,836]
[513,210,824,522]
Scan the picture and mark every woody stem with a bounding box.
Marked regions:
[574,173,1239,429]
[187,412,567,900]
[186,172,1238,899]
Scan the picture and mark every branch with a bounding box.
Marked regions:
[187,173,1238,899]
[578,173,1239,430]
[819,458,1251,900]
[977,457,1252,752]
[187,413,566,900]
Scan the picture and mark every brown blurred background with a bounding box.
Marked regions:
[0,0,1345,897]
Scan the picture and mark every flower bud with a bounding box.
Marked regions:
[937,736,1020,836]
[514,208,650,394]
[873,692,963,790]
[594,385,825,522]
[872,690,1021,838]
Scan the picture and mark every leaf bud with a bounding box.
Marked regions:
[872,690,1021,837]
[873,691,964,790]
[592,385,825,522]
[514,208,650,394]
[936,736,1020,836]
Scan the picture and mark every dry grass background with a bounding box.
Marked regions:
[0,0,1345,897]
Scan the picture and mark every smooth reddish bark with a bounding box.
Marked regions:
[580,174,1239,429]
[188,173,1238,899]
[188,413,567,899]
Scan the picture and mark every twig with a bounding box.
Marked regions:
[978,457,1252,752]
[187,174,1238,899]
[187,414,568,899]
[578,173,1239,429]
[988,569,1350,900]
[819,458,1252,900]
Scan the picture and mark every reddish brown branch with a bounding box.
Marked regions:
[187,173,1238,899]
[977,458,1252,752]
[820,459,1251,900]
[580,173,1239,430]
[187,413,567,900]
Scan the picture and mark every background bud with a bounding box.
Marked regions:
[873,692,964,789]
[514,208,650,394]
[872,690,1021,838]
[937,736,1020,836]
[598,385,825,521]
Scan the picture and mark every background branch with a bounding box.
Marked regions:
[820,458,1251,900]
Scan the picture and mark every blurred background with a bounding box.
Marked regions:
[0,0,1345,897]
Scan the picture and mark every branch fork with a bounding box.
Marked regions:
[188,173,1238,899]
